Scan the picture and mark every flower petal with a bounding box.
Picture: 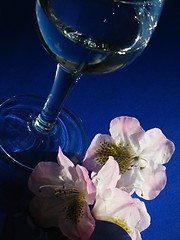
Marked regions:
[57,147,78,182]
[83,134,113,172]
[117,162,167,200]
[92,157,120,194]
[117,170,137,195]
[28,162,63,197]
[133,198,151,232]
[92,188,150,240]
[29,196,64,228]
[29,195,95,240]
[134,164,167,200]
[59,201,95,240]
[75,165,96,205]
[109,117,145,147]
[138,128,175,164]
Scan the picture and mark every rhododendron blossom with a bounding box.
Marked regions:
[28,148,96,240]
[91,157,150,240]
[28,148,151,240]
[83,116,175,200]
[28,114,175,239]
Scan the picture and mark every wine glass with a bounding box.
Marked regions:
[0,0,165,170]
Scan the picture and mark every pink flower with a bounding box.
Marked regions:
[91,157,150,240]
[28,148,96,240]
[83,116,175,200]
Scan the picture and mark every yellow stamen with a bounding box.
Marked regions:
[66,193,85,224]
[95,141,139,173]
[106,217,132,237]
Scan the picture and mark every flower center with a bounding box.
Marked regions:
[39,184,85,224]
[95,141,139,173]
[66,194,85,224]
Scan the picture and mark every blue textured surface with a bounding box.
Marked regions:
[0,1,179,239]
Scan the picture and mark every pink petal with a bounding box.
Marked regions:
[29,196,95,240]
[29,196,64,228]
[134,164,167,200]
[117,162,167,200]
[59,201,95,240]
[109,117,145,145]
[117,169,137,195]
[133,198,150,232]
[139,128,175,164]
[92,157,120,193]
[83,134,113,172]
[93,188,149,240]
[75,165,96,205]
[28,162,63,197]
[93,188,135,220]
[57,147,78,182]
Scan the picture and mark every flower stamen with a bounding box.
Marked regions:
[95,141,140,174]
[106,217,133,237]
[134,186,144,197]
[39,184,79,198]
[66,194,85,224]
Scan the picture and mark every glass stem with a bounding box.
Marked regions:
[33,63,80,134]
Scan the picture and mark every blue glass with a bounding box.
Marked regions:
[0,1,167,239]
[36,0,165,73]
[0,93,86,170]
[0,0,165,170]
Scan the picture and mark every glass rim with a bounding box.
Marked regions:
[114,0,164,3]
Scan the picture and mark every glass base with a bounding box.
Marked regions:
[0,95,86,170]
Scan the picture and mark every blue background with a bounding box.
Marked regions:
[0,0,179,239]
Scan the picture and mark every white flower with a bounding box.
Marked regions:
[83,116,175,200]
[28,148,96,240]
[92,157,150,240]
